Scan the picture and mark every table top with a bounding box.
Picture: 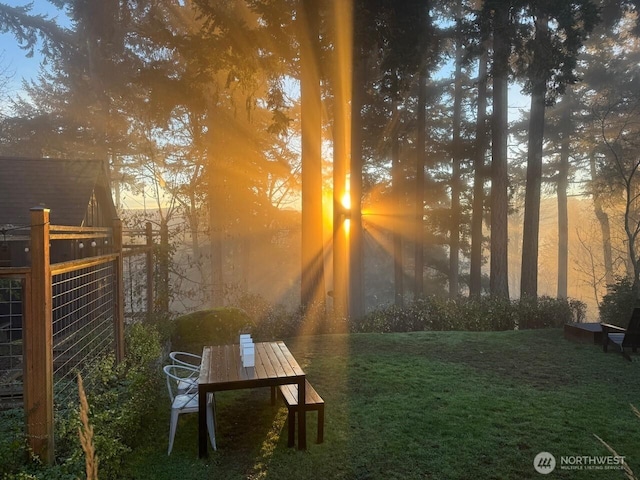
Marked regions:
[198,341,305,390]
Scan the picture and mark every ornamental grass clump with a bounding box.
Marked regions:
[77,373,98,480]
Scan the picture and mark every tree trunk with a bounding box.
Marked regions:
[349,51,365,320]
[490,5,510,299]
[519,113,544,297]
[391,102,404,307]
[414,67,427,300]
[331,0,351,320]
[557,97,570,299]
[520,12,548,300]
[209,183,224,306]
[470,45,489,297]
[449,7,463,298]
[300,0,325,310]
[110,154,121,211]
[589,154,614,287]
[622,166,640,292]
[208,116,225,307]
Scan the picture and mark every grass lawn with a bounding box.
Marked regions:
[123,329,640,479]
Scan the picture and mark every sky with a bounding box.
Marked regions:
[0,1,531,115]
[0,1,69,98]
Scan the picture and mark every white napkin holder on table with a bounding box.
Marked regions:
[240,334,254,367]
[242,343,255,367]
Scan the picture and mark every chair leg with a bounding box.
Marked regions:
[168,409,179,455]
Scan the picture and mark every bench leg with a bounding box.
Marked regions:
[287,409,296,448]
[317,406,324,444]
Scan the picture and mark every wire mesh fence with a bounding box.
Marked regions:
[122,224,156,322]
[0,252,153,411]
[1,221,155,456]
[51,260,116,408]
[0,275,25,409]
[123,249,150,321]
[0,212,162,461]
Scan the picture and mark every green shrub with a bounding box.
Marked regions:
[599,277,638,327]
[2,321,163,479]
[289,301,345,336]
[352,304,416,333]
[254,303,303,339]
[352,295,583,333]
[58,322,163,479]
[0,409,28,477]
[514,296,586,329]
[420,296,517,331]
[452,296,515,331]
[474,295,517,331]
[171,307,255,352]
[231,293,298,340]
[229,294,342,339]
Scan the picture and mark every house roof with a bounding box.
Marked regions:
[0,157,116,227]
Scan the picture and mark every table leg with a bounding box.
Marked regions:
[198,386,208,458]
[297,377,306,450]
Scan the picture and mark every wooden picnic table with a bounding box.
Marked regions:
[197,341,307,457]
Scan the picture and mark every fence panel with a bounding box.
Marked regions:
[122,223,155,322]
[1,209,136,463]
[51,259,117,407]
[0,274,26,409]
[123,251,150,320]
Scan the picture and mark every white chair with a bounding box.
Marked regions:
[170,351,202,369]
[163,364,217,454]
[169,352,202,393]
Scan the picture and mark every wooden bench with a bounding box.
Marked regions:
[274,380,324,447]
[601,307,640,361]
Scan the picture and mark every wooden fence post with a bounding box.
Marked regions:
[113,218,125,362]
[145,222,154,318]
[159,221,169,314]
[24,207,54,464]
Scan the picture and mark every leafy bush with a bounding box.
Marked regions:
[254,303,303,339]
[231,293,298,340]
[288,301,346,336]
[352,295,584,334]
[171,307,255,352]
[0,409,28,477]
[230,294,342,339]
[58,322,163,478]
[1,321,163,479]
[599,277,638,327]
[351,304,423,333]
[521,296,585,329]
